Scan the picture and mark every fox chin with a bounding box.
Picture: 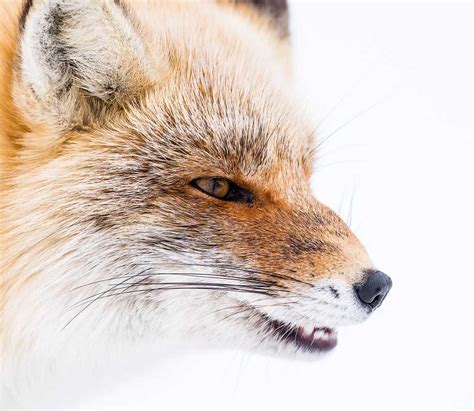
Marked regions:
[0,0,392,403]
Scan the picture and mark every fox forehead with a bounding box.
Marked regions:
[126,6,315,191]
[73,64,317,202]
[117,81,316,190]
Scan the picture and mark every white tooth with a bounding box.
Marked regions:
[314,330,325,339]
[299,326,311,338]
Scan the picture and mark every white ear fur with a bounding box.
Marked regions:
[20,0,157,113]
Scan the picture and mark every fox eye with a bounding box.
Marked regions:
[190,177,253,203]
[193,177,230,198]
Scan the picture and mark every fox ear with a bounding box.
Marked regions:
[19,0,159,125]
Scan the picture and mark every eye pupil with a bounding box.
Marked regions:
[212,178,228,197]
[211,178,219,193]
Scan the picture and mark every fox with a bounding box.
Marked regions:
[1,0,392,403]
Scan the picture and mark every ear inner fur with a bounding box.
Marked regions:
[17,0,162,127]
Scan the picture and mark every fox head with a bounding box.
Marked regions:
[1,0,391,376]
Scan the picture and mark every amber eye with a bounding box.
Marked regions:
[193,177,230,198]
[190,177,253,203]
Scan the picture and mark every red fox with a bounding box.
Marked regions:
[1,0,391,401]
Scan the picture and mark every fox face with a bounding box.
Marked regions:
[1,0,391,380]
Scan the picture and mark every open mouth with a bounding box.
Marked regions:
[264,316,338,352]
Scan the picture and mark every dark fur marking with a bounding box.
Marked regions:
[328,286,340,299]
[238,0,289,37]
[113,0,134,25]
[287,236,326,255]
[46,3,65,37]
[19,0,34,32]
[42,3,76,93]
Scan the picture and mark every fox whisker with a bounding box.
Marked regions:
[70,280,283,309]
[68,270,276,293]
[141,262,314,286]
[62,284,279,330]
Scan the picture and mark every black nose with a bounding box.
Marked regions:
[354,270,392,310]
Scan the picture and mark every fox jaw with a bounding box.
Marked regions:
[1,0,392,375]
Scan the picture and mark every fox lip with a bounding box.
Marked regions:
[261,314,338,352]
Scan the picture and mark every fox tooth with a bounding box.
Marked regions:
[314,330,325,339]
[305,326,314,335]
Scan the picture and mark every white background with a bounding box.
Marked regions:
[24,1,473,409]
